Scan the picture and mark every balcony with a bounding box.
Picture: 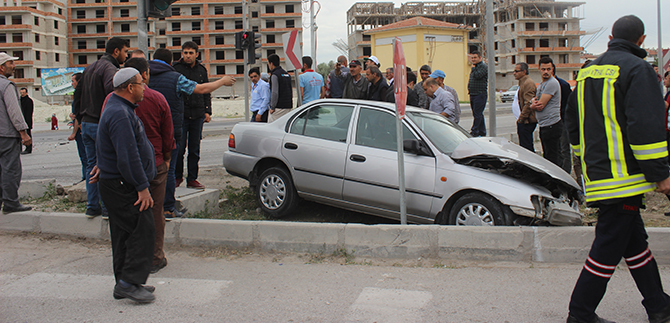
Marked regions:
[517,30,586,36]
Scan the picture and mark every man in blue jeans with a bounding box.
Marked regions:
[468,51,488,137]
[75,37,129,218]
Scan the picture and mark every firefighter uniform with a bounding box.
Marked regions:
[564,38,670,322]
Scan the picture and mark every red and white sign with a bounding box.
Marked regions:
[663,49,670,71]
[393,37,407,119]
[282,30,302,71]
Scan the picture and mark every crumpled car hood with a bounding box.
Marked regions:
[451,137,581,190]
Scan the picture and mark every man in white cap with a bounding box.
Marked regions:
[91,67,157,303]
[364,56,380,70]
[0,52,32,213]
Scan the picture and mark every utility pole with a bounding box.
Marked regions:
[657,0,664,82]
[243,0,250,122]
[137,0,148,54]
[310,0,316,64]
[485,0,496,137]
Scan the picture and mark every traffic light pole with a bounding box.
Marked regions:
[243,0,250,122]
[137,0,148,54]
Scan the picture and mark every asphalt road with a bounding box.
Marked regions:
[0,232,661,323]
[22,103,516,186]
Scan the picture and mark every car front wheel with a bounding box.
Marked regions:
[448,192,510,226]
[256,167,298,218]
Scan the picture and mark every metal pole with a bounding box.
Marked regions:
[243,0,249,122]
[393,39,407,225]
[310,0,315,64]
[657,0,664,83]
[137,0,148,54]
[485,0,496,137]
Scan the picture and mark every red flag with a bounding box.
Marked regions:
[393,38,407,119]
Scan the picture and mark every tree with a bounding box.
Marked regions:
[316,60,335,81]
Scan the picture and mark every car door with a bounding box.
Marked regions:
[281,103,354,200]
[342,106,437,219]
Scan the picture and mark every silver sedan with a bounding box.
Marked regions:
[223,99,582,226]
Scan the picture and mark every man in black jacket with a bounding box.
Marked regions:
[173,41,220,189]
[19,88,32,154]
[267,54,293,123]
[565,15,670,323]
[365,66,389,102]
[75,37,129,218]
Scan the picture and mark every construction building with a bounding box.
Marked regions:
[346,0,585,89]
[0,0,301,101]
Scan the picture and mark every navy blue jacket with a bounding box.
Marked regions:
[149,60,184,142]
[97,93,156,192]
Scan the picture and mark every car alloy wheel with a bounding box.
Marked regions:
[454,202,494,226]
[256,166,297,218]
[448,192,509,226]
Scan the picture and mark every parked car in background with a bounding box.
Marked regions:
[223,99,583,226]
[500,85,519,103]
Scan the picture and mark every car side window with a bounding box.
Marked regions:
[355,108,417,151]
[288,105,353,142]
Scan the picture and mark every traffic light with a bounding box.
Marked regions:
[146,0,176,18]
[247,31,261,64]
[235,31,251,50]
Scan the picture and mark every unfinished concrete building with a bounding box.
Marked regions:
[346,0,585,88]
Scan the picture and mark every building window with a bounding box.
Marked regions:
[78,55,87,65]
[159,28,165,35]
[12,33,22,42]
[120,9,129,17]
[215,35,224,44]
[252,26,259,32]
[95,0,104,3]
[235,50,243,59]
[171,7,180,16]
[192,36,201,45]
[235,20,242,29]
[362,34,371,41]
[36,68,41,77]
[265,20,274,28]
[35,51,40,60]
[55,53,60,62]
[14,68,23,79]
[559,38,567,47]
[159,43,166,48]
[215,21,223,30]
[77,25,86,34]
[58,8,63,14]
[172,22,180,31]
[511,23,515,32]
[121,24,129,32]
[266,5,274,13]
[34,33,39,42]
[172,37,181,47]
[285,4,294,13]
[511,39,515,48]
[559,23,567,31]
[215,51,224,60]
[266,49,275,56]
[96,24,105,33]
[77,10,85,19]
[172,52,180,62]
[234,6,242,14]
[526,55,535,65]
[525,23,534,31]
[539,22,548,31]
[236,65,244,75]
[511,56,516,64]
[286,20,294,28]
[560,54,569,64]
[192,21,201,30]
[0,34,6,43]
[214,6,223,15]
[363,47,371,56]
[267,34,275,43]
[191,7,200,15]
[11,15,21,24]
[525,39,535,48]
[78,40,86,49]
[12,51,23,60]
[76,0,84,3]
[539,39,549,48]
[54,21,58,29]
[96,10,105,18]
[34,17,38,25]
[494,42,498,50]
[54,37,59,46]
[97,39,105,48]
[0,17,5,25]
[252,11,258,18]
[216,66,225,74]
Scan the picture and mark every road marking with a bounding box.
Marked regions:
[346,287,433,322]
[1,273,232,303]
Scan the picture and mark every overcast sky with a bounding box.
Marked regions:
[302,0,670,65]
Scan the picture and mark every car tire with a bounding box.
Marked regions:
[448,192,511,226]
[256,166,298,219]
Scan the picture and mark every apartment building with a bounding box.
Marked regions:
[346,0,584,89]
[0,0,68,102]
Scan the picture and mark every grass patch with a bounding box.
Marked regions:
[191,185,267,221]
[23,183,86,213]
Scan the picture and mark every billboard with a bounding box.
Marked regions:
[40,67,85,96]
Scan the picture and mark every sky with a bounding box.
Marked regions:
[301,0,670,65]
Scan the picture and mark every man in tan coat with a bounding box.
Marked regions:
[514,62,537,152]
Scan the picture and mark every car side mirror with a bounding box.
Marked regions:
[403,139,433,156]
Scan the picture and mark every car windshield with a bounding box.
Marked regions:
[407,111,471,155]
[507,85,519,92]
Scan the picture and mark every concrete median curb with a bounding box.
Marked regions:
[4,211,670,264]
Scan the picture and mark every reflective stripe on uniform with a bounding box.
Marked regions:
[630,142,669,161]
[585,173,647,191]
[576,65,620,81]
[572,144,581,156]
[577,80,590,182]
[585,181,656,203]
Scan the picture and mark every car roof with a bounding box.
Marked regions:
[302,98,428,114]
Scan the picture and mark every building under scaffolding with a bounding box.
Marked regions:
[346,0,585,89]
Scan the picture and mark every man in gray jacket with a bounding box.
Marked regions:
[0,53,32,213]
[335,60,368,99]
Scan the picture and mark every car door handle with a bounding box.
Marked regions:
[284,142,298,150]
[350,154,366,162]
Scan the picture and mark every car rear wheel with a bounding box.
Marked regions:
[448,192,509,226]
[256,167,297,218]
